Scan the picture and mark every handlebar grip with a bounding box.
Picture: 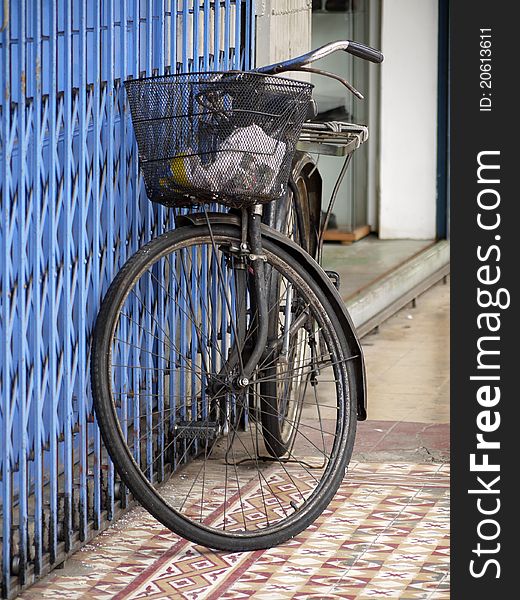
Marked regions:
[346,42,384,64]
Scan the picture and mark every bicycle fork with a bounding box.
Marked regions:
[237,205,269,387]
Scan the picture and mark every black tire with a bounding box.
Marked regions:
[260,180,311,457]
[91,223,357,551]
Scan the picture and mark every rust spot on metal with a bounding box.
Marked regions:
[21,71,26,95]
[0,0,9,34]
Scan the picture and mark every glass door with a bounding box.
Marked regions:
[311,0,372,234]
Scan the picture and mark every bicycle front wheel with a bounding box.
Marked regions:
[90,223,357,550]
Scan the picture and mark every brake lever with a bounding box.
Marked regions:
[292,66,364,100]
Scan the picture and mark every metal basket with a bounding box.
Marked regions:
[124,72,313,208]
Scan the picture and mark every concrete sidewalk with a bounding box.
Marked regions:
[18,280,450,600]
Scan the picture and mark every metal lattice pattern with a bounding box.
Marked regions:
[0,1,253,597]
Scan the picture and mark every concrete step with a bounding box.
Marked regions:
[345,240,450,337]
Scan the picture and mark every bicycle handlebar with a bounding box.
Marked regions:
[345,41,384,64]
[255,40,384,76]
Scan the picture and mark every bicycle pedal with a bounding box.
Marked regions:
[174,421,219,441]
[325,270,341,290]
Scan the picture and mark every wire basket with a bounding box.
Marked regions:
[124,72,313,208]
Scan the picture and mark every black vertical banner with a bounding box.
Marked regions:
[451,1,516,597]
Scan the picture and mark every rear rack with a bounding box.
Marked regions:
[296,121,368,156]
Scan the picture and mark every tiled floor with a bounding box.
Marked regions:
[361,278,450,424]
[354,421,449,464]
[19,462,449,600]
[18,276,450,600]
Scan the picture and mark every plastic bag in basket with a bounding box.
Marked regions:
[162,124,286,197]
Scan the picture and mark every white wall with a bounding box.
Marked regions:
[379,0,438,239]
[256,0,312,67]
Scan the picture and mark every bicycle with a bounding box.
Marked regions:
[90,40,383,551]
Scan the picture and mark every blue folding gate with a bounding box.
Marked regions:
[0,1,254,596]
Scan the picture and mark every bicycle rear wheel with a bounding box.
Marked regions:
[90,223,357,550]
[261,191,309,457]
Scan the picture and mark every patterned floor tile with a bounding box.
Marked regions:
[19,462,449,600]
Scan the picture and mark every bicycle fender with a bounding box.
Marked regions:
[292,151,322,260]
[264,224,367,421]
[176,211,367,421]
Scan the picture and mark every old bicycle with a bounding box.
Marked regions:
[90,40,383,551]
